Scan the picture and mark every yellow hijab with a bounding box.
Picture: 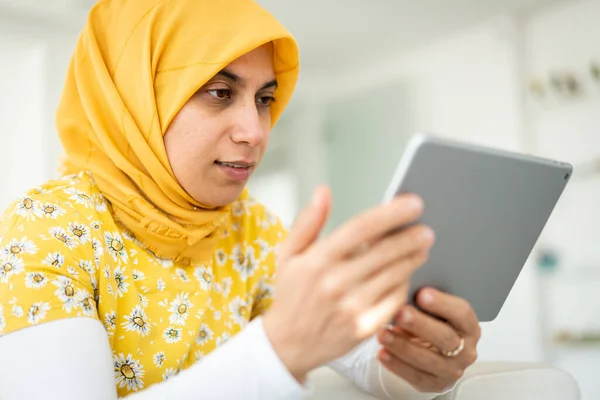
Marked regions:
[56,0,299,262]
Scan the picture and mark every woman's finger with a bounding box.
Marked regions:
[353,282,410,338]
[394,305,463,357]
[278,185,331,264]
[341,224,434,285]
[348,251,429,311]
[309,194,424,261]
[378,330,460,380]
[415,288,481,338]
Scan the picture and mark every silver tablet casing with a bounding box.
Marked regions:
[383,133,572,322]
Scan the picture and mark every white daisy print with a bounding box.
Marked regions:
[168,293,193,326]
[65,188,95,208]
[113,266,130,297]
[91,238,104,260]
[90,220,102,231]
[138,294,149,308]
[254,239,271,260]
[49,227,76,249]
[15,196,41,220]
[105,311,116,335]
[132,269,145,281]
[229,296,251,327]
[0,255,24,283]
[221,277,233,297]
[213,310,222,320]
[157,278,166,291]
[194,351,204,361]
[153,352,166,368]
[39,203,66,219]
[216,332,231,348]
[231,244,258,281]
[232,201,246,217]
[12,304,23,318]
[255,279,274,307]
[159,258,173,268]
[174,268,189,282]
[9,297,23,318]
[215,249,227,266]
[162,368,177,381]
[25,272,48,289]
[122,305,151,337]
[53,276,78,313]
[265,210,278,225]
[3,237,38,257]
[67,266,79,277]
[114,353,145,392]
[91,274,99,302]
[27,302,50,325]
[194,266,213,291]
[78,260,94,274]
[195,324,214,346]
[75,289,95,316]
[43,251,64,268]
[94,194,107,212]
[68,222,91,244]
[105,231,128,262]
[163,326,182,344]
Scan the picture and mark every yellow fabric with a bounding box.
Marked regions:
[56,0,299,262]
[0,172,288,396]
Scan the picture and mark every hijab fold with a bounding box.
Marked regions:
[56,0,299,262]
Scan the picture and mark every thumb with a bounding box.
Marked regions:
[278,185,331,264]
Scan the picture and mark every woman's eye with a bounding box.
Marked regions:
[257,96,275,107]
[207,89,231,99]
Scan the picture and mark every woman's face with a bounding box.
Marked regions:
[164,43,276,207]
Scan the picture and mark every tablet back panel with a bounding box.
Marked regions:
[384,134,572,321]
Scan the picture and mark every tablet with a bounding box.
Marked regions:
[383,133,572,322]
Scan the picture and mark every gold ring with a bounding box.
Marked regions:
[441,337,465,357]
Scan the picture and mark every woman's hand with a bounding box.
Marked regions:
[376,288,481,393]
[262,186,435,382]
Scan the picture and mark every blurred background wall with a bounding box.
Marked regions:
[1,0,599,398]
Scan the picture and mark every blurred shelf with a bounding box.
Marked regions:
[552,331,600,348]
[537,267,600,282]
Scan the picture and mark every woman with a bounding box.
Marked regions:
[0,0,481,398]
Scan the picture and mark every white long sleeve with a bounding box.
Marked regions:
[328,336,447,400]
[0,316,451,400]
[0,317,308,400]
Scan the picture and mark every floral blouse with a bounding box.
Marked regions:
[0,171,286,397]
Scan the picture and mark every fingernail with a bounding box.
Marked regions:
[382,331,394,345]
[401,309,413,326]
[311,188,321,207]
[420,290,434,305]
[421,227,435,244]
[410,195,424,211]
[380,351,391,363]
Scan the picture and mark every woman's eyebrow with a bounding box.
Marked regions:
[215,69,278,90]
[260,79,278,91]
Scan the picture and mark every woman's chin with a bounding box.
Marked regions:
[191,184,246,209]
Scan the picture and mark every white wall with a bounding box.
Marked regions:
[523,1,600,398]
[296,17,544,362]
[0,11,79,211]
[0,38,47,211]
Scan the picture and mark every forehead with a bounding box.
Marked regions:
[221,43,275,78]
